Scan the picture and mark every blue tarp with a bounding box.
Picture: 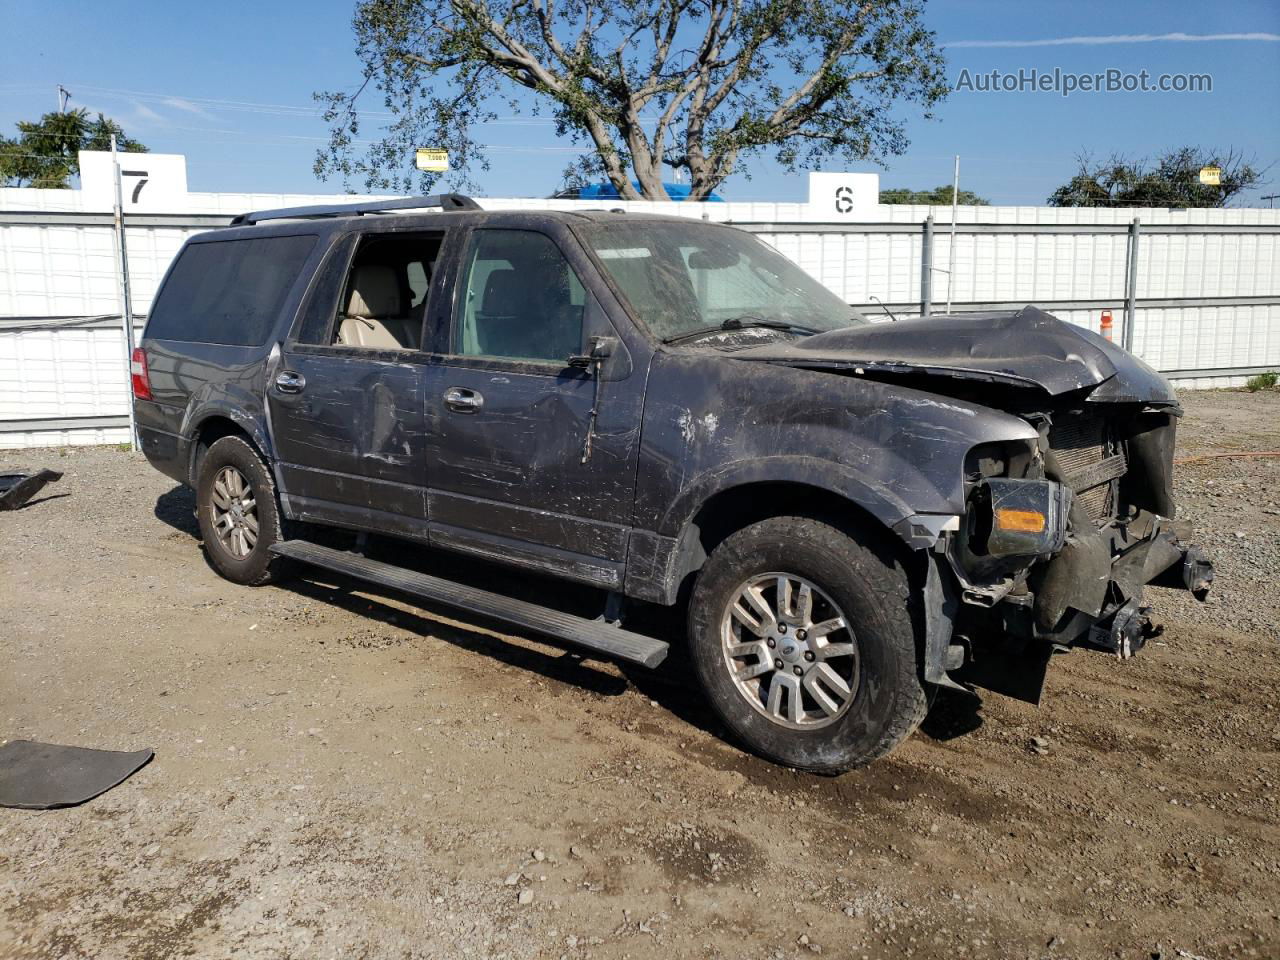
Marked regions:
[573,182,725,202]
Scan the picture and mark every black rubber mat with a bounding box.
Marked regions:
[0,740,153,809]
[0,469,63,510]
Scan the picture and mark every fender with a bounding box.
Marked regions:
[657,454,916,540]
[625,456,934,606]
[633,352,1035,544]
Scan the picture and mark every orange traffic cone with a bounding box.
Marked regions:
[1100,310,1114,341]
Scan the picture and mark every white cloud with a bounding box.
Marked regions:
[82,99,167,130]
[160,96,212,117]
[946,32,1280,49]
[131,100,164,123]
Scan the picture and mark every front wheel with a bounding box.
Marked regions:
[687,517,926,773]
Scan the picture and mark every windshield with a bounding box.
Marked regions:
[580,221,867,343]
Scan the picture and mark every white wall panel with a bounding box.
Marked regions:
[3,426,131,449]
[1,185,1278,448]
[0,327,132,420]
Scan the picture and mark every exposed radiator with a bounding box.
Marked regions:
[1049,415,1127,523]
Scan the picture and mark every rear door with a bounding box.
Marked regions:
[420,224,649,590]
[268,227,450,540]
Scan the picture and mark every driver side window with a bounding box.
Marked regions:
[456,229,585,363]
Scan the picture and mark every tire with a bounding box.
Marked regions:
[195,435,288,586]
[687,516,927,773]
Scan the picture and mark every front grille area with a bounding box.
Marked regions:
[1049,415,1127,523]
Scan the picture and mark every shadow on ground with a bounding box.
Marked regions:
[918,687,986,741]
[151,483,985,759]
[155,484,199,537]
[284,575,632,699]
[13,492,71,510]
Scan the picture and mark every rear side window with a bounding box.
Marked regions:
[146,235,317,345]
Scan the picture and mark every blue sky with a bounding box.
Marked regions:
[2,0,1278,204]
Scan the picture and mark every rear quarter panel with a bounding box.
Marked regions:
[135,225,335,480]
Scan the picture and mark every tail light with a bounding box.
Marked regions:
[130,347,153,401]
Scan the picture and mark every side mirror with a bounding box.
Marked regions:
[568,335,614,370]
[571,296,632,381]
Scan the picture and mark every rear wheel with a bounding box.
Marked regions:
[688,517,926,773]
[195,435,287,586]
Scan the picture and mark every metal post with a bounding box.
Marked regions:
[920,214,934,317]
[1122,217,1140,353]
[111,134,139,451]
[946,155,959,314]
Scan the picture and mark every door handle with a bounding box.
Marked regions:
[443,386,483,413]
[275,371,306,394]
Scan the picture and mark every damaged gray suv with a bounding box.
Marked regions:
[133,195,1213,773]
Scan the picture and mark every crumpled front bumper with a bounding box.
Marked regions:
[1148,540,1214,601]
[1078,529,1214,659]
[1026,512,1214,643]
[926,520,1216,703]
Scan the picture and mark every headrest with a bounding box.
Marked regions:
[346,265,402,318]
[480,268,523,316]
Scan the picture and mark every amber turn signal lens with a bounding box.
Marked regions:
[994,508,1047,533]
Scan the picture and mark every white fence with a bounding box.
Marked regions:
[3,170,1279,449]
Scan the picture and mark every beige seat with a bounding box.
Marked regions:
[337,265,420,349]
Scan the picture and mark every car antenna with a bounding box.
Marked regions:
[570,336,614,463]
[869,295,898,322]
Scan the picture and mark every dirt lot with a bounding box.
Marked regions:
[2,389,1279,960]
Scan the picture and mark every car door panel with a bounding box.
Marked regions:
[271,352,429,538]
[425,378,643,586]
[422,225,649,588]
[428,367,635,554]
[268,229,445,540]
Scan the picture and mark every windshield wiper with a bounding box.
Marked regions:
[661,316,818,345]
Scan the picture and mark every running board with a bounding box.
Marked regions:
[269,540,669,669]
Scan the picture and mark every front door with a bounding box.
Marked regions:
[269,229,447,540]
[422,226,647,590]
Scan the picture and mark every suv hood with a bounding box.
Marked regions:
[734,306,1176,404]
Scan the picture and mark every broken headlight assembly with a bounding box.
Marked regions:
[949,438,1073,603]
[960,439,1067,559]
[966,478,1071,558]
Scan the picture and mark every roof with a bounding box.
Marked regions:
[216,196,726,241]
[229,193,480,226]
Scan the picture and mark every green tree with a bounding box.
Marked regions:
[0,109,148,189]
[317,0,948,200]
[880,184,988,205]
[1047,147,1264,208]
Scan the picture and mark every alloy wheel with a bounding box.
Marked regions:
[720,572,860,729]
[210,465,259,559]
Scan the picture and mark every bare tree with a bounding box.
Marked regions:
[316,0,947,199]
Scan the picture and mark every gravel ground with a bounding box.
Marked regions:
[1,389,1278,960]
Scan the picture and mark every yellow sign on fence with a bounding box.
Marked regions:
[415,148,449,173]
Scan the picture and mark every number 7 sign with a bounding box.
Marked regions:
[121,169,149,204]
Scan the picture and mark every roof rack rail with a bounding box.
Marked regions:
[229,193,480,226]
